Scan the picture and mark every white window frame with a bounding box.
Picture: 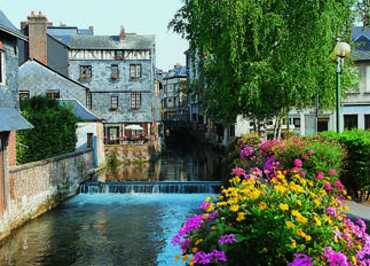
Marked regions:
[0,50,6,86]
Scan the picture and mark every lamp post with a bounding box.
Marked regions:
[333,39,351,133]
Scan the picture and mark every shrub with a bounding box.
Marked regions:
[173,136,370,265]
[17,96,78,164]
[321,130,370,201]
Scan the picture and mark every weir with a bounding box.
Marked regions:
[80,181,223,194]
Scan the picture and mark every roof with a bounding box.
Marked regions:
[164,66,187,79]
[350,27,370,61]
[0,10,27,41]
[47,26,94,37]
[51,34,155,50]
[58,99,101,122]
[0,108,33,132]
[23,58,90,90]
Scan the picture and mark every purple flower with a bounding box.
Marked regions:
[231,167,246,177]
[193,250,227,264]
[294,159,303,168]
[211,250,227,262]
[200,201,211,210]
[240,145,254,159]
[288,253,313,266]
[324,247,349,266]
[326,207,337,217]
[208,211,218,220]
[218,234,237,245]
[251,167,262,177]
[172,215,203,245]
[193,251,212,265]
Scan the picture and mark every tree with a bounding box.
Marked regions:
[17,96,78,164]
[170,0,357,135]
[357,0,370,26]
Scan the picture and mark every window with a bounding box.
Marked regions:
[86,92,92,110]
[107,127,119,144]
[0,50,5,85]
[115,50,124,60]
[87,133,93,148]
[317,118,329,132]
[365,115,370,130]
[344,114,358,130]
[129,64,141,79]
[131,92,141,110]
[46,90,60,100]
[111,96,118,110]
[293,118,301,128]
[19,90,30,103]
[111,65,119,80]
[80,65,92,81]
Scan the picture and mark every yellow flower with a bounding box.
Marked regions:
[313,199,321,207]
[230,205,239,212]
[314,216,322,226]
[291,210,308,224]
[352,256,357,265]
[195,239,203,245]
[175,255,180,261]
[237,212,246,222]
[191,247,198,253]
[274,185,287,193]
[279,203,289,211]
[206,202,215,212]
[182,254,189,262]
[259,202,268,210]
[189,259,194,266]
[286,221,296,229]
[217,201,227,207]
[290,239,297,249]
[304,234,312,242]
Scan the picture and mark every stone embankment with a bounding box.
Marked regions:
[0,149,96,242]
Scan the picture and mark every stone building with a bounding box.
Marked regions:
[46,25,159,145]
[0,11,32,214]
[162,64,188,122]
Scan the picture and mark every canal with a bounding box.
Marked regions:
[0,144,224,266]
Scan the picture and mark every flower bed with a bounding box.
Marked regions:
[173,136,370,265]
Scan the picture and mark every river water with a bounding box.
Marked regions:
[0,145,223,266]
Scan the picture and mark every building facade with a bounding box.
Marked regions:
[0,10,32,215]
[48,26,159,145]
[162,64,188,122]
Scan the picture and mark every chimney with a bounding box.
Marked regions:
[89,26,94,35]
[119,26,126,44]
[27,11,48,64]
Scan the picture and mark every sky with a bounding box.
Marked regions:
[0,0,188,71]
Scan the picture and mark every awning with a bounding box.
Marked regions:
[125,124,144,131]
[0,108,33,132]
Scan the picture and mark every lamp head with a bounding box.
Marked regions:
[334,41,351,58]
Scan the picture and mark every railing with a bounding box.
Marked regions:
[104,136,150,145]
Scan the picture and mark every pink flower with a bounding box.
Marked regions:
[324,182,333,192]
[218,234,237,245]
[316,171,324,180]
[300,171,306,177]
[294,159,303,168]
[307,150,315,156]
[231,167,246,177]
[328,169,337,176]
[326,207,337,217]
[200,201,211,210]
[334,180,345,191]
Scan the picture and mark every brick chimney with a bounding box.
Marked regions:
[26,11,48,64]
[119,26,126,44]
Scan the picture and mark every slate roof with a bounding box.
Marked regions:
[164,66,187,79]
[51,33,155,50]
[47,26,94,37]
[0,10,27,40]
[0,108,33,132]
[352,26,370,61]
[58,99,101,122]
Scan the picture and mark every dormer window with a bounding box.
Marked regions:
[115,50,124,60]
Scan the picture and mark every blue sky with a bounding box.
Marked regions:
[0,0,188,71]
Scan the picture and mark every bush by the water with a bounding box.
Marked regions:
[17,96,78,164]
[321,130,370,201]
[173,135,370,265]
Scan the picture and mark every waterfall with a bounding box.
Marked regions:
[79,181,223,194]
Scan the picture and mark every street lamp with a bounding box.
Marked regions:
[333,39,351,133]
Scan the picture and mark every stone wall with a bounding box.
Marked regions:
[106,143,159,162]
[0,149,95,242]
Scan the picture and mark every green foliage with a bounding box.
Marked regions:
[104,148,122,178]
[170,0,357,125]
[17,96,78,164]
[321,130,370,201]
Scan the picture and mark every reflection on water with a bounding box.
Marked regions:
[105,145,225,182]
[0,194,210,266]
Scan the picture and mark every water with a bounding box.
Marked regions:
[104,145,226,182]
[0,193,211,266]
